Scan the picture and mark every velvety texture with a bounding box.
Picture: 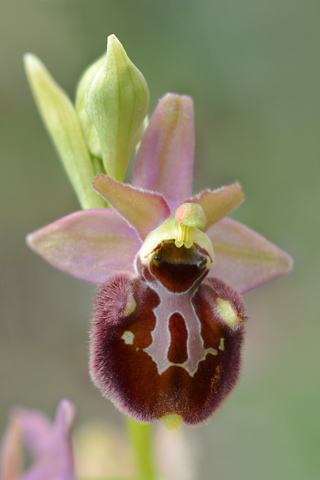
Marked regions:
[90,271,246,425]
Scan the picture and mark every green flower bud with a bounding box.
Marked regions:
[24,54,105,210]
[75,56,104,160]
[84,35,150,182]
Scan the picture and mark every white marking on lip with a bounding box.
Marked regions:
[121,331,134,345]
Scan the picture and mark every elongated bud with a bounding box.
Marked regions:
[24,54,105,209]
[75,56,105,159]
[85,35,150,182]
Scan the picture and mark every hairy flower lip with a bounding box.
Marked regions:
[90,272,247,425]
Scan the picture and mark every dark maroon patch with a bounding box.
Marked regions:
[150,241,207,292]
[167,313,188,364]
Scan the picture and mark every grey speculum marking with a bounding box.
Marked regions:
[144,281,217,376]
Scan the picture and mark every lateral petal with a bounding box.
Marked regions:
[27,209,141,284]
[93,174,170,240]
[206,218,293,294]
[188,182,244,229]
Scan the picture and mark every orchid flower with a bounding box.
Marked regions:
[24,36,293,430]
[0,400,75,480]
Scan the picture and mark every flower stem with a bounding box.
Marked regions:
[126,417,156,480]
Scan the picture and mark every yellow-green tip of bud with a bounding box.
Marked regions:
[84,34,150,182]
[161,414,182,431]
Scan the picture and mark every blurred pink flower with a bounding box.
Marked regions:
[0,400,75,480]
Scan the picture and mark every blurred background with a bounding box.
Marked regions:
[1,0,319,479]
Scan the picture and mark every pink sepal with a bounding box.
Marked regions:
[206,217,293,294]
[132,94,194,210]
[27,208,141,284]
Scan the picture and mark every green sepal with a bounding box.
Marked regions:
[24,53,105,209]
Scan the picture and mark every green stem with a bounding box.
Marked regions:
[126,417,156,480]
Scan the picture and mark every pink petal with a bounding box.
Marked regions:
[27,209,141,284]
[93,175,170,240]
[132,94,194,210]
[206,218,293,294]
[187,183,244,229]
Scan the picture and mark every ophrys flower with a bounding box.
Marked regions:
[27,92,292,428]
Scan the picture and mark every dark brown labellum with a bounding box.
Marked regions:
[90,256,246,425]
